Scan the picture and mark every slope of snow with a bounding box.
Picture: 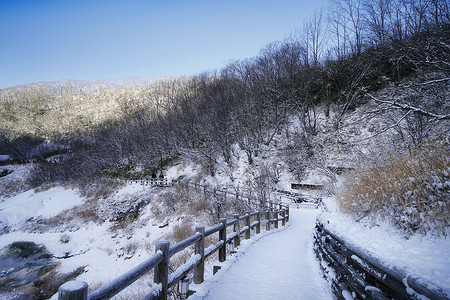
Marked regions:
[320,196,450,297]
[0,186,83,230]
[0,182,183,299]
[0,161,448,299]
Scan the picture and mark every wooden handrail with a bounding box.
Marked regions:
[87,251,164,300]
[169,233,201,258]
[59,203,290,300]
[314,218,448,300]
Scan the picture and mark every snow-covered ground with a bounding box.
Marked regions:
[191,207,332,300]
[0,170,191,298]
[1,161,449,299]
[320,196,450,297]
[0,186,83,231]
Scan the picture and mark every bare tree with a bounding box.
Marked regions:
[331,0,365,56]
[303,8,327,67]
[364,0,392,46]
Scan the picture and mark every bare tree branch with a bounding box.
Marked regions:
[422,77,450,85]
[352,110,412,143]
[367,93,450,121]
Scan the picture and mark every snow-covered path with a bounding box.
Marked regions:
[201,208,331,300]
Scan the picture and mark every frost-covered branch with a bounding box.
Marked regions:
[353,111,411,143]
[422,77,450,85]
[367,93,450,121]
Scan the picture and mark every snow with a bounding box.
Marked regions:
[320,196,450,297]
[190,208,332,300]
[0,155,11,161]
[0,162,448,299]
[0,181,177,299]
[0,186,83,230]
[59,280,88,291]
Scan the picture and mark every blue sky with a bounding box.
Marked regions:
[0,0,326,89]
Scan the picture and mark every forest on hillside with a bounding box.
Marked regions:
[1,0,449,187]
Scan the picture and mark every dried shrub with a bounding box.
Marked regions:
[168,218,194,243]
[337,144,450,236]
[78,178,125,200]
[124,240,140,256]
[184,193,207,216]
[72,197,101,223]
[33,183,57,193]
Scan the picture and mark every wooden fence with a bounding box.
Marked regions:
[314,218,448,300]
[185,180,269,208]
[125,177,173,187]
[58,203,289,300]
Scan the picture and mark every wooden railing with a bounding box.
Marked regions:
[58,203,290,300]
[124,177,173,187]
[185,180,266,209]
[314,218,448,300]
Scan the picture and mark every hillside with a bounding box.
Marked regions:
[0,10,449,299]
[0,95,449,298]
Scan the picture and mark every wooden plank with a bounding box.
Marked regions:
[167,254,201,288]
[226,232,238,244]
[141,284,162,300]
[291,183,324,190]
[205,240,224,260]
[204,223,223,237]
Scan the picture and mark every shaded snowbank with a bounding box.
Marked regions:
[320,196,450,296]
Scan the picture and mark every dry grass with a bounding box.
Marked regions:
[34,182,59,193]
[337,144,450,236]
[124,240,140,256]
[79,178,125,200]
[168,218,194,243]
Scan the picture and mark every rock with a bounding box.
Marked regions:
[0,241,57,290]
[60,234,70,244]
[159,219,169,228]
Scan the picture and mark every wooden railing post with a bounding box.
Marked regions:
[219,218,227,262]
[194,226,205,284]
[266,211,271,231]
[274,209,279,229]
[256,211,261,234]
[245,212,250,240]
[233,214,241,247]
[58,281,88,300]
[286,205,290,222]
[282,209,286,227]
[154,240,170,300]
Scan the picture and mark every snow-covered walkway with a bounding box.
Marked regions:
[198,208,331,300]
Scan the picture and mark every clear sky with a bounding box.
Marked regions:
[0,0,327,89]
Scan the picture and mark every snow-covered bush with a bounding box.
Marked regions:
[168,218,194,243]
[337,145,449,236]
